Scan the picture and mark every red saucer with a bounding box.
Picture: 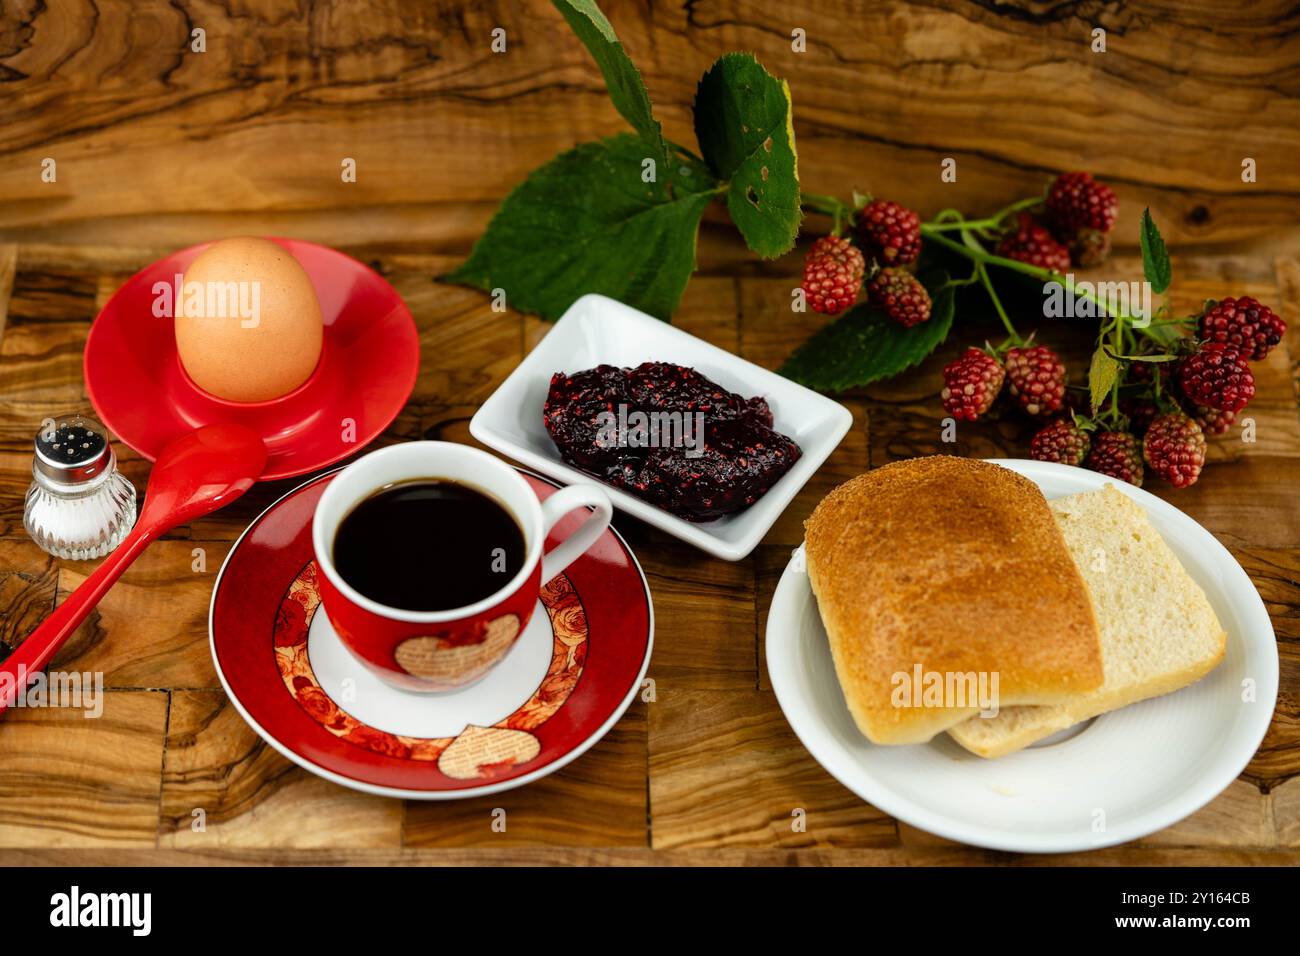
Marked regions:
[210,468,653,799]
[85,238,419,480]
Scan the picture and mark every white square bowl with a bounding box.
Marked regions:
[470,294,853,561]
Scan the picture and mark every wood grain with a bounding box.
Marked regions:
[404,707,648,848]
[0,691,167,847]
[53,541,226,688]
[0,0,1297,862]
[158,691,402,849]
[634,537,756,691]
[1134,780,1275,848]
[0,539,56,653]
[0,279,90,407]
[2,1,1298,253]
[1,845,1298,866]
[1274,775,1300,847]
[0,239,1295,858]
[648,688,898,849]
[0,245,16,341]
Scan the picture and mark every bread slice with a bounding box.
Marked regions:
[948,484,1227,758]
[805,456,1103,745]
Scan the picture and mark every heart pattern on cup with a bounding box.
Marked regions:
[437,724,542,780]
[393,613,521,685]
[273,563,589,777]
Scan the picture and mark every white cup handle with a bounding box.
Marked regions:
[539,484,613,584]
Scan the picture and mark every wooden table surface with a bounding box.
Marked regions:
[2,0,1298,865]
[0,231,1296,865]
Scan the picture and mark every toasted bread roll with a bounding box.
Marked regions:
[804,456,1102,745]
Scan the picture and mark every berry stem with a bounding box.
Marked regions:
[921,197,1041,233]
[800,192,848,218]
[799,191,851,236]
[919,223,1130,323]
[932,208,1004,241]
[1102,292,1128,429]
[937,224,1026,343]
[977,263,1021,345]
[950,262,982,287]
[925,219,1003,233]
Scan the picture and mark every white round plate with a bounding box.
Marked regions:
[765,459,1278,852]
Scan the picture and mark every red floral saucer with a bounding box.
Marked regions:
[85,238,418,480]
[209,468,653,799]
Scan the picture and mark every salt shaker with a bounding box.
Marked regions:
[23,417,137,560]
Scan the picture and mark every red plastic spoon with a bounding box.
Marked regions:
[0,423,267,715]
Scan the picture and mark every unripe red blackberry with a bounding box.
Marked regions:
[940,348,1004,421]
[856,199,922,266]
[1084,431,1144,487]
[1198,296,1285,362]
[1066,227,1111,268]
[996,214,1071,273]
[1046,171,1118,234]
[1128,361,1158,383]
[1030,418,1091,467]
[801,236,865,316]
[866,268,931,327]
[1004,344,1067,417]
[1143,413,1207,488]
[1178,344,1255,412]
[1119,398,1159,435]
[1191,403,1237,437]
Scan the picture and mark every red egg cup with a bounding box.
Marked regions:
[171,343,329,432]
[85,238,419,481]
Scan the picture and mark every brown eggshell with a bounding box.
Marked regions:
[175,237,323,402]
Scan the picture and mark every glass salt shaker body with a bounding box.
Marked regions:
[23,418,137,561]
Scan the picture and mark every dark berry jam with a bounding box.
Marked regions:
[543,362,801,521]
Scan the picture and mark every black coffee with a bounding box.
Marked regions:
[333,479,526,612]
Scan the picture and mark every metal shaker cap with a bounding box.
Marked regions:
[33,417,114,485]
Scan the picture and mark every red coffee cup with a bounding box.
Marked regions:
[312,441,612,692]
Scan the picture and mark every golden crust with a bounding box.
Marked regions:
[804,456,1103,745]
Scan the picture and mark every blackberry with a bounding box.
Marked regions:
[856,199,922,266]
[996,214,1071,273]
[1030,418,1091,467]
[1046,171,1118,234]
[1199,296,1285,362]
[866,268,932,327]
[1084,431,1144,487]
[801,236,866,316]
[1143,413,1207,488]
[1004,344,1067,417]
[940,348,1005,421]
[1178,345,1255,412]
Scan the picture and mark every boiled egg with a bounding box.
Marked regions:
[175,237,323,402]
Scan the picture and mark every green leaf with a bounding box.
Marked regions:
[444,134,718,322]
[778,275,956,392]
[693,52,800,258]
[1139,207,1172,295]
[1088,347,1120,414]
[552,0,665,163]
